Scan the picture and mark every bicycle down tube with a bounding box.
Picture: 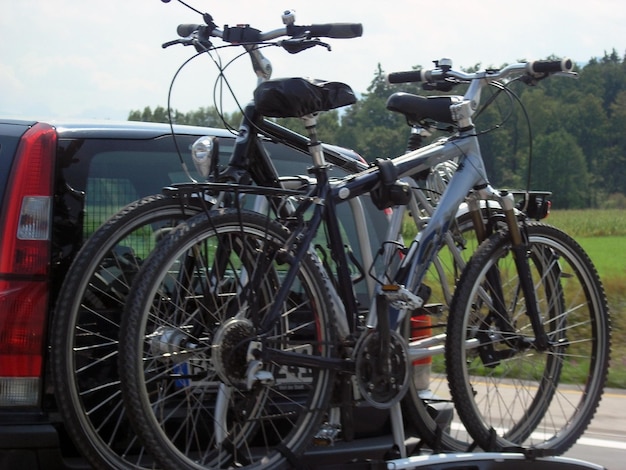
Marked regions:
[254,129,489,339]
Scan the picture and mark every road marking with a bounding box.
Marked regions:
[572,436,626,450]
[449,423,626,451]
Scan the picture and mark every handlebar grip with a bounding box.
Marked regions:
[527,58,573,74]
[386,70,427,84]
[177,23,202,37]
[311,23,363,38]
[288,23,363,39]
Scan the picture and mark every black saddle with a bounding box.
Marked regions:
[386,92,459,125]
[254,77,356,118]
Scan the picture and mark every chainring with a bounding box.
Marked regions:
[353,329,410,409]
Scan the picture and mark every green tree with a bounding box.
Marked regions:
[128,52,626,208]
[183,107,227,127]
[128,105,240,126]
[128,105,172,123]
[605,90,626,196]
[337,63,410,160]
[528,130,589,209]
[275,110,342,145]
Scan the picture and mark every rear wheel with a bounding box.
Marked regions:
[119,209,337,469]
[52,194,201,469]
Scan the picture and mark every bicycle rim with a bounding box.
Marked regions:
[119,209,336,469]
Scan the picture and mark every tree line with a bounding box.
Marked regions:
[129,50,626,210]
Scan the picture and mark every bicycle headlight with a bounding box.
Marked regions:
[191,136,219,179]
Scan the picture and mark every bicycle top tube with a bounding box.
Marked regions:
[326,57,576,205]
[326,58,574,297]
[328,131,481,205]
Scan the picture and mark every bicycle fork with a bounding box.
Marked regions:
[488,190,551,352]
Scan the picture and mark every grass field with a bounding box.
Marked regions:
[408,208,626,387]
[574,236,625,278]
[533,209,626,388]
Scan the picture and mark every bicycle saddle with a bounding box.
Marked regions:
[386,92,460,125]
[254,77,356,118]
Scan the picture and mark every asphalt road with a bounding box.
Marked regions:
[563,387,626,470]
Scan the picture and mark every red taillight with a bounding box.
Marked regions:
[0,123,56,276]
[0,123,56,406]
[0,281,47,376]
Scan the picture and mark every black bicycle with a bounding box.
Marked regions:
[51,1,483,467]
[49,7,372,470]
[116,17,609,468]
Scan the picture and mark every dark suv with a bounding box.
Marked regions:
[0,118,392,469]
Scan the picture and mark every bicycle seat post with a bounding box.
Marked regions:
[302,113,326,168]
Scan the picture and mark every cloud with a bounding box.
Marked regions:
[2,0,625,120]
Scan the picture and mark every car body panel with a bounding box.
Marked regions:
[0,118,390,468]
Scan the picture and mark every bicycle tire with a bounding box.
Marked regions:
[118,209,337,469]
[51,194,202,469]
[445,222,610,454]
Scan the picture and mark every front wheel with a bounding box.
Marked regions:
[446,222,610,454]
[119,209,337,469]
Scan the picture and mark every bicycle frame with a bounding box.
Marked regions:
[204,104,520,461]
[166,3,566,365]
[247,64,563,375]
[253,129,492,334]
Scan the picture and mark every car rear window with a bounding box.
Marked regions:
[52,132,387,309]
[83,149,205,236]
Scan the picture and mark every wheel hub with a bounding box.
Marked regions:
[212,317,255,385]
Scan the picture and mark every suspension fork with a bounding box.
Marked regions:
[466,193,488,245]
[498,191,550,350]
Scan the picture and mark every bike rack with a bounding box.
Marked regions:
[314,452,605,470]
[384,452,605,470]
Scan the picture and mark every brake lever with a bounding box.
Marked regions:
[162,36,212,51]
[193,38,213,53]
[522,69,578,86]
[162,38,187,49]
[423,81,454,92]
[422,78,460,92]
[555,71,579,79]
[280,38,331,54]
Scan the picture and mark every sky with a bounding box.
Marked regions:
[2,0,625,122]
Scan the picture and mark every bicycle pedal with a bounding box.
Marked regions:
[312,422,342,446]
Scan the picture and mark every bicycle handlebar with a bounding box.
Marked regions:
[386,69,427,85]
[174,21,362,46]
[527,58,573,74]
[176,23,210,38]
[387,58,574,85]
